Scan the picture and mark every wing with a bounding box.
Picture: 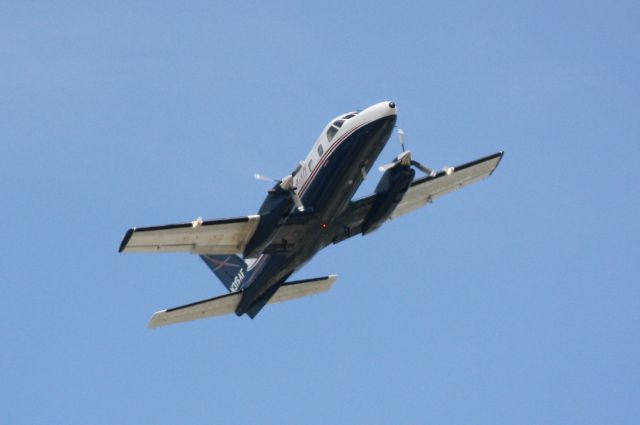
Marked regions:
[392,151,503,219]
[148,275,337,327]
[119,215,261,254]
[331,151,503,243]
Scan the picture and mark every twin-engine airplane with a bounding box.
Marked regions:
[119,101,503,327]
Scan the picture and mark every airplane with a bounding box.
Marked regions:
[119,101,503,327]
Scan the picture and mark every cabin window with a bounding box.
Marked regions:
[317,144,324,156]
[326,126,338,142]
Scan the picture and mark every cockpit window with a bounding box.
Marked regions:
[326,113,355,143]
[317,144,324,156]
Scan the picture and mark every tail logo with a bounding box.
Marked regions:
[207,256,242,271]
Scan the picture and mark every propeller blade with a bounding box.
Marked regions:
[411,160,436,177]
[290,191,305,212]
[398,128,405,152]
[254,173,278,182]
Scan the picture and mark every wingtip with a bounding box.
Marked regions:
[118,228,135,253]
[147,310,167,328]
[490,151,505,176]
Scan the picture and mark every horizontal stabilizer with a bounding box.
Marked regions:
[269,275,337,304]
[119,215,260,254]
[148,275,338,328]
[149,292,242,328]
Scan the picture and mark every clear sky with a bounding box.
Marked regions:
[1,1,639,424]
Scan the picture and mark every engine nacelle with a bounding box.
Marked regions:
[361,165,415,235]
[243,185,294,258]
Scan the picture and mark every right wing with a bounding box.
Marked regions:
[119,215,261,254]
[148,275,337,327]
[331,152,503,244]
[391,151,503,219]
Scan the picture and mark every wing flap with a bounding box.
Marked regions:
[119,215,261,254]
[391,151,503,219]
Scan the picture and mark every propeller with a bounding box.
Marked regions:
[378,128,436,177]
[254,173,305,212]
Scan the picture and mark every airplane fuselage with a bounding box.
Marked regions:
[235,101,398,316]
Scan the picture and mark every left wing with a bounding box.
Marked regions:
[331,151,503,244]
[119,215,261,254]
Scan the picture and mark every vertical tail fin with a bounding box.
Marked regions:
[200,254,248,292]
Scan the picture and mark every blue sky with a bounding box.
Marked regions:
[1,1,639,424]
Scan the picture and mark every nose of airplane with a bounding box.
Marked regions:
[358,101,397,123]
[378,100,397,115]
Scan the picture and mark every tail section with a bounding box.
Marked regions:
[200,254,249,292]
